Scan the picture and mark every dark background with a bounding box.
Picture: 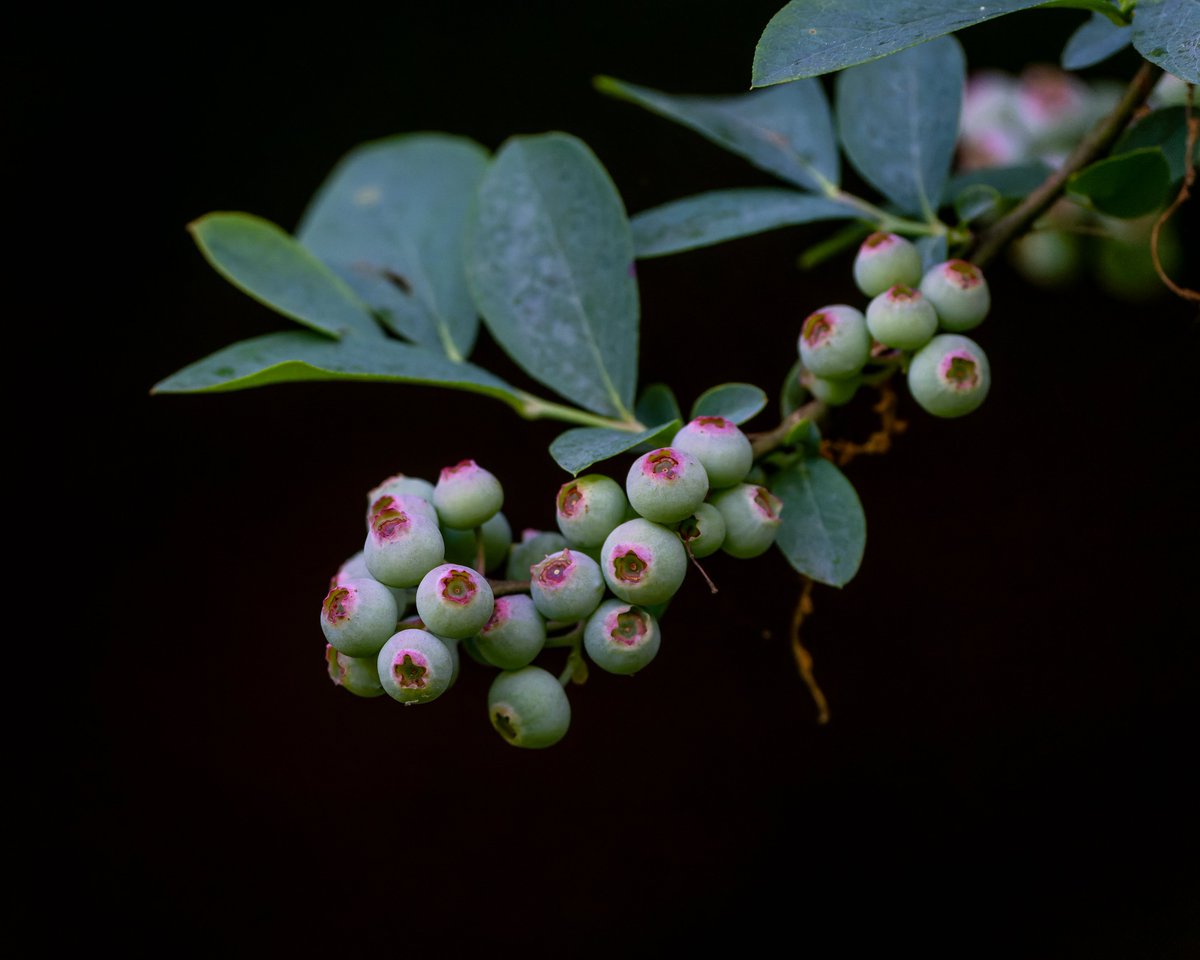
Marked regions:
[23,2,1198,955]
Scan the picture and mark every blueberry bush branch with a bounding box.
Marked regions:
[170,0,1198,747]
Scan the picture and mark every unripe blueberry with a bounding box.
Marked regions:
[907,333,991,418]
[415,564,495,639]
[335,551,415,616]
[433,459,504,530]
[676,502,726,559]
[529,549,606,622]
[802,370,862,406]
[488,666,571,749]
[584,600,661,675]
[320,577,398,658]
[367,473,436,509]
[377,629,454,705]
[798,304,871,379]
[670,416,753,489]
[476,594,547,670]
[364,508,445,588]
[853,232,923,297]
[506,529,569,581]
[442,511,513,573]
[555,474,628,548]
[919,260,991,331]
[710,484,784,559]
[366,491,438,529]
[600,518,688,606]
[626,447,709,524]
[866,284,939,350]
[325,644,384,698]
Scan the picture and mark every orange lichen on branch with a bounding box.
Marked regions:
[821,381,908,467]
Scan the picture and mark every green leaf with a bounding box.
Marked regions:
[797,221,873,270]
[549,420,681,476]
[916,234,948,273]
[691,383,769,425]
[953,184,1002,224]
[1061,12,1132,70]
[835,36,965,218]
[152,330,522,408]
[1114,106,1194,183]
[1067,147,1171,218]
[631,189,855,258]
[595,75,839,192]
[942,161,1054,204]
[771,456,866,588]
[189,213,380,340]
[752,0,1045,86]
[466,132,639,419]
[297,133,489,361]
[636,383,682,428]
[1132,0,1200,84]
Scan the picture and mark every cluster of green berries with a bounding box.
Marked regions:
[796,232,992,419]
[320,424,784,749]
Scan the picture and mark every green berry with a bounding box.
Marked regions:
[377,629,454,705]
[529,549,605,622]
[798,305,871,379]
[367,473,435,509]
[325,644,384,698]
[710,484,784,559]
[415,564,495,640]
[364,508,445,588]
[675,502,726,559]
[583,600,661,675]
[320,577,398,658]
[506,529,569,581]
[335,551,414,616]
[853,232,923,297]
[366,491,438,529]
[555,474,628,548]
[626,447,710,524]
[488,666,571,749]
[442,511,513,573]
[670,416,753,489]
[803,370,862,406]
[919,260,990,331]
[907,333,991,418]
[433,460,504,530]
[476,594,547,670]
[600,518,688,606]
[866,284,938,350]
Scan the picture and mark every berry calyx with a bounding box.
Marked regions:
[798,304,871,379]
[907,333,991,418]
[626,447,709,524]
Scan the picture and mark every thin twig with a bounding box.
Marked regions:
[1151,85,1199,303]
[789,576,829,725]
[969,61,1162,266]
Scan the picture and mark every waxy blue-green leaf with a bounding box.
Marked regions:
[549,420,682,476]
[942,161,1054,205]
[1067,147,1171,218]
[1062,11,1132,70]
[297,134,489,361]
[753,0,1046,86]
[632,189,854,258]
[916,234,948,273]
[1132,0,1200,84]
[1114,106,1195,183]
[771,456,866,588]
[595,75,839,192]
[152,330,521,408]
[836,36,965,218]
[691,383,769,425]
[636,383,682,428]
[466,133,639,419]
[190,213,380,339]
